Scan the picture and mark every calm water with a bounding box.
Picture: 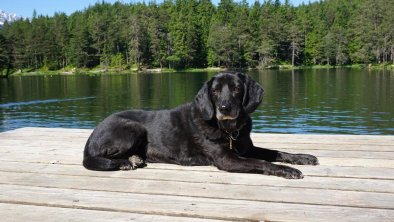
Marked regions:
[1,69,393,134]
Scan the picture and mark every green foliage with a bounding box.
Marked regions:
[110,53,125,70]
[166,55,181,69]
[0,0,393,73]
[0,33,11,74]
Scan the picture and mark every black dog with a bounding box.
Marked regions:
[83,72,318,179]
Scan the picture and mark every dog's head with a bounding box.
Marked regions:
[194,72,264,124]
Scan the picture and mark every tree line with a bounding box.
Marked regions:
[0,0,393,74]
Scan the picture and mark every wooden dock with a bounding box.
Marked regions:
[0,127,393,221]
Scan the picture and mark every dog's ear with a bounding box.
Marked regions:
[240,73,264,114]
[194,79,214,120]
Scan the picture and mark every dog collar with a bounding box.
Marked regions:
[226,130,239,150]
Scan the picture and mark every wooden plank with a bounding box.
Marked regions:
[144,163,394,180]
[3,139,393,153]
[1,149,393,168]
[2,136,394,152]
[0,130,394,147]
[1,131,394,168]
[2,143,393,159]
[0,161,393,193]
[1,156,394,180]
[269,149,394,159]
[1,184,393,222]
[299,165,394,179]
[8,127,394,143]
[255,142,394,152]
[3,127,394,145]
[318,157,394,168]
[1,171,393,209]
[2,126,394,146]
[0,203,226,222]
[2,127,394,222]
[2,127,92,134]
[0,138,87,144]
[2,139,393,152]
[0,128,394,221]
[251,133,394,143]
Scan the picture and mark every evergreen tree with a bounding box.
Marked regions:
[1,0,393,72]
[68,12,94,67]
[53,13,69,69]
[147,3,171,69]
[288,23,303,66]
[0,32,11,75]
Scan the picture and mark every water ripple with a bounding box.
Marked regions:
[0,97,96,108]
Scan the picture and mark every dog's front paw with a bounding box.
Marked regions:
[277,165,304,179]
[293,154,319,165]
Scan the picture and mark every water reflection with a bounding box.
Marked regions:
[0,69,393,134]
[250,69,394,134]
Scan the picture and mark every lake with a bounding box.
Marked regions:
[0,69,393,134]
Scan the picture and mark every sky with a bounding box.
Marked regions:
[1,0,316,19]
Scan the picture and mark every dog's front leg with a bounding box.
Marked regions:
[236,137,319,165]
[243,146,319,166]
[276,150,319,165]
[212,151,304,179]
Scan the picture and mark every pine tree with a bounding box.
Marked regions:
[53,13,69,69]
[288,23,303,66]
[1,0,393,72]
[68,12,94,67]
[0,32,11,75]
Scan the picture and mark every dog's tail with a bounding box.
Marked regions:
[83,137,125,171]
[83,156,126,171]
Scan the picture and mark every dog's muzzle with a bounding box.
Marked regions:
[217,114,237,120]
[216,105,238,121]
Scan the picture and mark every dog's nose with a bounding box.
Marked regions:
[219,104,232,114]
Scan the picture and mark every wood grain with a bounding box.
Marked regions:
[0,127,393,222]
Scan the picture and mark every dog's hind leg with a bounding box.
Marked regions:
[83,120,148,171]
[83,156,132,171]
[129,155,147,169]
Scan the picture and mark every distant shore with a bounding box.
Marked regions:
[2,64,393,77]
[2,67,226,77]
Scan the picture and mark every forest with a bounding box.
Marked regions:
[0,0,393,74]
